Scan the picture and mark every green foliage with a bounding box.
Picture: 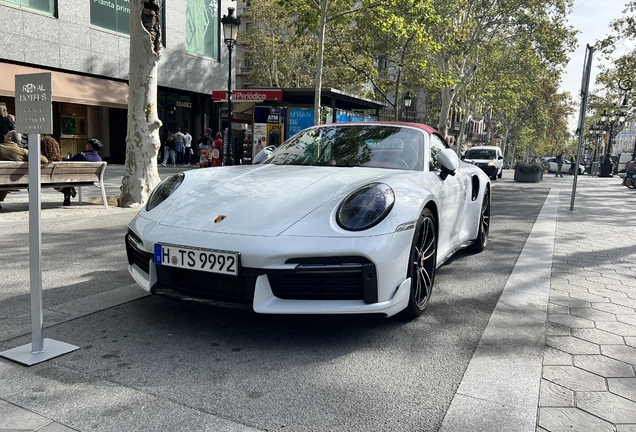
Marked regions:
[515,161,543,174]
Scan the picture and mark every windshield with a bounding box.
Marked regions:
[465,149,496,160]
[261,125,424,171]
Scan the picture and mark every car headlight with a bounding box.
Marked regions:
[487,161,495,166]
[146,173,185,211]
[337,183,395,231]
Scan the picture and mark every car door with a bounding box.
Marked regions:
[428,134,465,254]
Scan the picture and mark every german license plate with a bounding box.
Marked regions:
[154,244,239,276]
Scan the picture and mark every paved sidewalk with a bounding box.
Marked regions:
[0,168,635,431]
[537,175,636,431]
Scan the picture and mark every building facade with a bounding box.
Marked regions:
[0,0,235,163]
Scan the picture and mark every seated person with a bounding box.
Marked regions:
[0,130,48,209]
[61,138,103,206]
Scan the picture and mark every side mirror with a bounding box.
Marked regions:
[498,155,503,160]
[438,148,458,180]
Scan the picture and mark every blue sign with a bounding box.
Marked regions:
[337,112,351,122]
[289,109,314,136]
[351,115,362,122]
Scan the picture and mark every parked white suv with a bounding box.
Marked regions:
[463,146,504,180]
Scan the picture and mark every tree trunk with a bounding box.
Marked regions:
[118,0,162,208]
[438,86,453,138]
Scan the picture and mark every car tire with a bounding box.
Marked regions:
[402,208,437,318]
[469,187,490,253]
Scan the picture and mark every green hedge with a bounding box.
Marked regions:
[515,162,543,174]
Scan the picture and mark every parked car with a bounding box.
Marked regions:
[126,122,491,319]
[463,146,504,180]
[616,153,633,174]
[543,157,584,175]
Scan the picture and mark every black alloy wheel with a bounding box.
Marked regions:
[403,208,437,318]
[470,187,490,252]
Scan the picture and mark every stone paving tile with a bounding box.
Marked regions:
[548,314,596,330]
[543,347,573,366]
[570,308,617,322]
[549,296,591,309]
[546,335,600,355]
[618,315,636,327]
[576,391,636,423]
[569,292,611,303]
[592,302,636,315]
[626,337,636,348]
[538,407,614,432]
[597,321,636,337]
[601,345,636,366]
[613,297,636,309]
[588,288,631,300]
[546,321,571,336]
[551,284,589,294]
[573,354,635,378]
[0,399,52,430]
[616,425,636,432]
[587,273,636,283]
[548,303,570,314]
[538,379,574,407]
[542,366,606,391]
[608,378,636,401]
[571,328,625,346]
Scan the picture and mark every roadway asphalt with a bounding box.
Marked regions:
[0,165,634,431]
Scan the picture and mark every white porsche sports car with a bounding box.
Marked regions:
[126,122,491,318]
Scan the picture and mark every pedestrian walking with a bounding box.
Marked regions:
[555,151,564,177]
[160,131,175,167]
[173,128,186,165]
[183,128,193,165]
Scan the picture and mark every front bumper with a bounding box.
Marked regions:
[125,217,413,317]
[475,164,497,177]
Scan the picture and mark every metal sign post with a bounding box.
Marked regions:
[0,73,79,366]
[570,44,595,211]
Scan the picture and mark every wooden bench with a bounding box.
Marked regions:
[0,161,108,209]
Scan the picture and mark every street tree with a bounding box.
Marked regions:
[240,0,316,88]
[429,0,576,138]
[118,0,162,208]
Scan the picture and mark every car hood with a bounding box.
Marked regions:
[157,165,394,237]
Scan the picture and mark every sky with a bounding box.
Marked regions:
[560,0,631,132]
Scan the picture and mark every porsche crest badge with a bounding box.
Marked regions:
[214,215,227,223]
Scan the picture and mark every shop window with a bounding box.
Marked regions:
[185,0,219,60]
[1,0,56,15]
[90,0,165,38]
[59,103,88,138]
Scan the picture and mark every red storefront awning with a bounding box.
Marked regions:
[211,89,283,102]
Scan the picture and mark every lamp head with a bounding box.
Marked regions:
[221,7,241,46]
[404,92,413,108]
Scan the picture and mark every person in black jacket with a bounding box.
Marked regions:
[0,103,16,139]
[555,151,565,177]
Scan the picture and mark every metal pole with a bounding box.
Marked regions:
[28,133,44,353]
[570,44,594,211]
[226,45,233,166]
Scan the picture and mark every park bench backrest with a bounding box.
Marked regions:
[0,161,107,188]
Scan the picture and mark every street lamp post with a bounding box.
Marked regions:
[404,92,412,121]
[220,7,241,166]
[598,99,628,177]
[588,123,603,175]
